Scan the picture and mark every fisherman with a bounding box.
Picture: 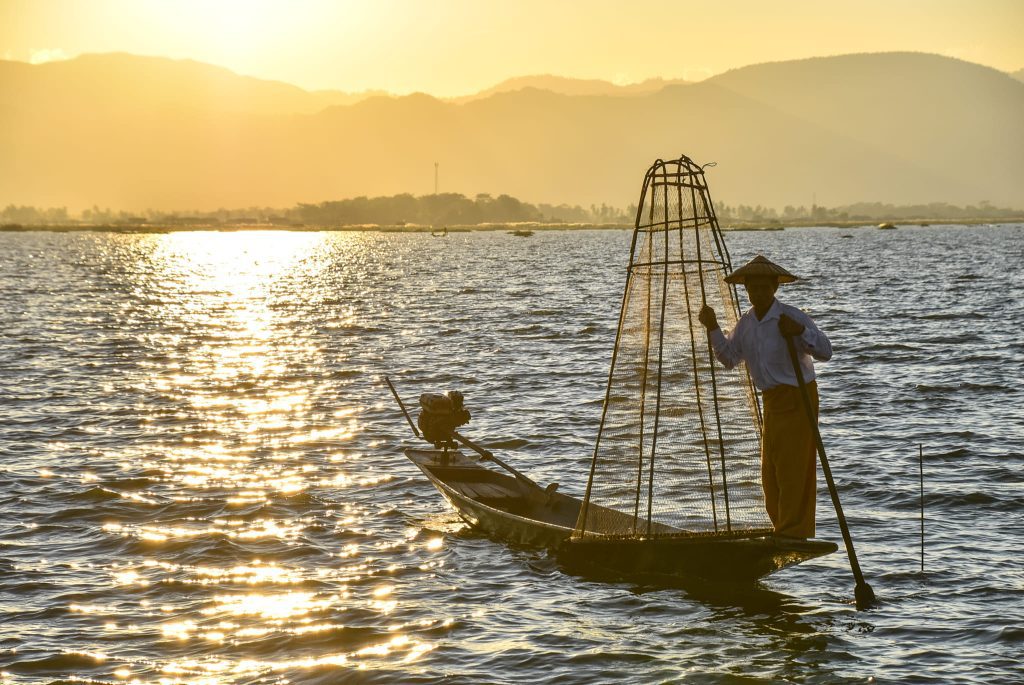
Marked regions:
[698,255,832,540]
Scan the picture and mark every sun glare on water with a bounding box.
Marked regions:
[133,230,342,497]
[78,230,442,680]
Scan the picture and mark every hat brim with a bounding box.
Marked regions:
[724,273,799,285]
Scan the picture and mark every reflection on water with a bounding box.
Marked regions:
[123,232,442,679]
[0,226,1022,683]
[1,230,454,682]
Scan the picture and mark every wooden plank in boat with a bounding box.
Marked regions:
[473,483,516,499]
[457,483,482,499]
[455,482,516,499]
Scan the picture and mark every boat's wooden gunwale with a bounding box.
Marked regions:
[407,449,577,548]
[426,469,575,536]
[407,448,672,539]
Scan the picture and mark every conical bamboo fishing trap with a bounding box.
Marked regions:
[574,155,772,540]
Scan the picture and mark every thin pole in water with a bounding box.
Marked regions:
[920,444,925,574]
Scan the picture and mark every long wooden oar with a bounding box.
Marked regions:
[383,376,556,501]
[783,334,876,610]
[383,376,422,439]
[452,431,558,501]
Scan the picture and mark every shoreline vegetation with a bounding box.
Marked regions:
[3,192,1022,233]
[3,217,1023,234]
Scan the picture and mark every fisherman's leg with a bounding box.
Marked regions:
[775,383,819,538]
[760,391,784,529]
[761,438,780,529]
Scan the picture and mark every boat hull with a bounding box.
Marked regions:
[558,535,837,582]
[404,448,836,581]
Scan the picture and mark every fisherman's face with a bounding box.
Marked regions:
[743,276,779,312]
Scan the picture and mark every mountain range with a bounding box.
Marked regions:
[450,75,690,103]
[1,51,1022,212]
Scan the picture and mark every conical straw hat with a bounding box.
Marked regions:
[724,255,800,284]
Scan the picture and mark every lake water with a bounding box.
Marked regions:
[1,225,1021,684]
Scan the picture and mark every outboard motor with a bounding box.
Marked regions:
[417,391,471,449]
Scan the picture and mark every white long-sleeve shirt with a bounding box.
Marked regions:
[709,299,832,390]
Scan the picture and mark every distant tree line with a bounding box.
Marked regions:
[1,205,71,224]
[715,200,1023,223]
[0,195,633,226]
[293,193,632,225]
[3,196,1022,228]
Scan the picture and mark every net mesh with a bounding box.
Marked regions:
[574,156,772,540]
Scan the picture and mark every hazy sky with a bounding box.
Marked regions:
[2,0,1022,96]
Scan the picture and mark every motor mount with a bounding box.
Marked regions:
[417,391,471,448]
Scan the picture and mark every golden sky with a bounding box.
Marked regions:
[2,0,1022,96]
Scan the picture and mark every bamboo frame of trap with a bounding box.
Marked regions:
[574,155,773,541]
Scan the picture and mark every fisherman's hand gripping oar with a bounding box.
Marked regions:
[781,326,877,610]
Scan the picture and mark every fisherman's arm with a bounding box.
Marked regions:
[699,305,743,369]
[779,310,832,361]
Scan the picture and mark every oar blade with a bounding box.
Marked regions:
[855,581,876,610]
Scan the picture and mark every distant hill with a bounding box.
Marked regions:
[1,51,1022,211]
[0,53,381,117]
[1011,68,1024,83]
[706,53,1024,207]
[453,75,689,102]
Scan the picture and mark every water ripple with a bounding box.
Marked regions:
[0,226,1021,683]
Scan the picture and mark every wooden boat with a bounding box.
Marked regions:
[393,155,849,587]
[404,446,837,581]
